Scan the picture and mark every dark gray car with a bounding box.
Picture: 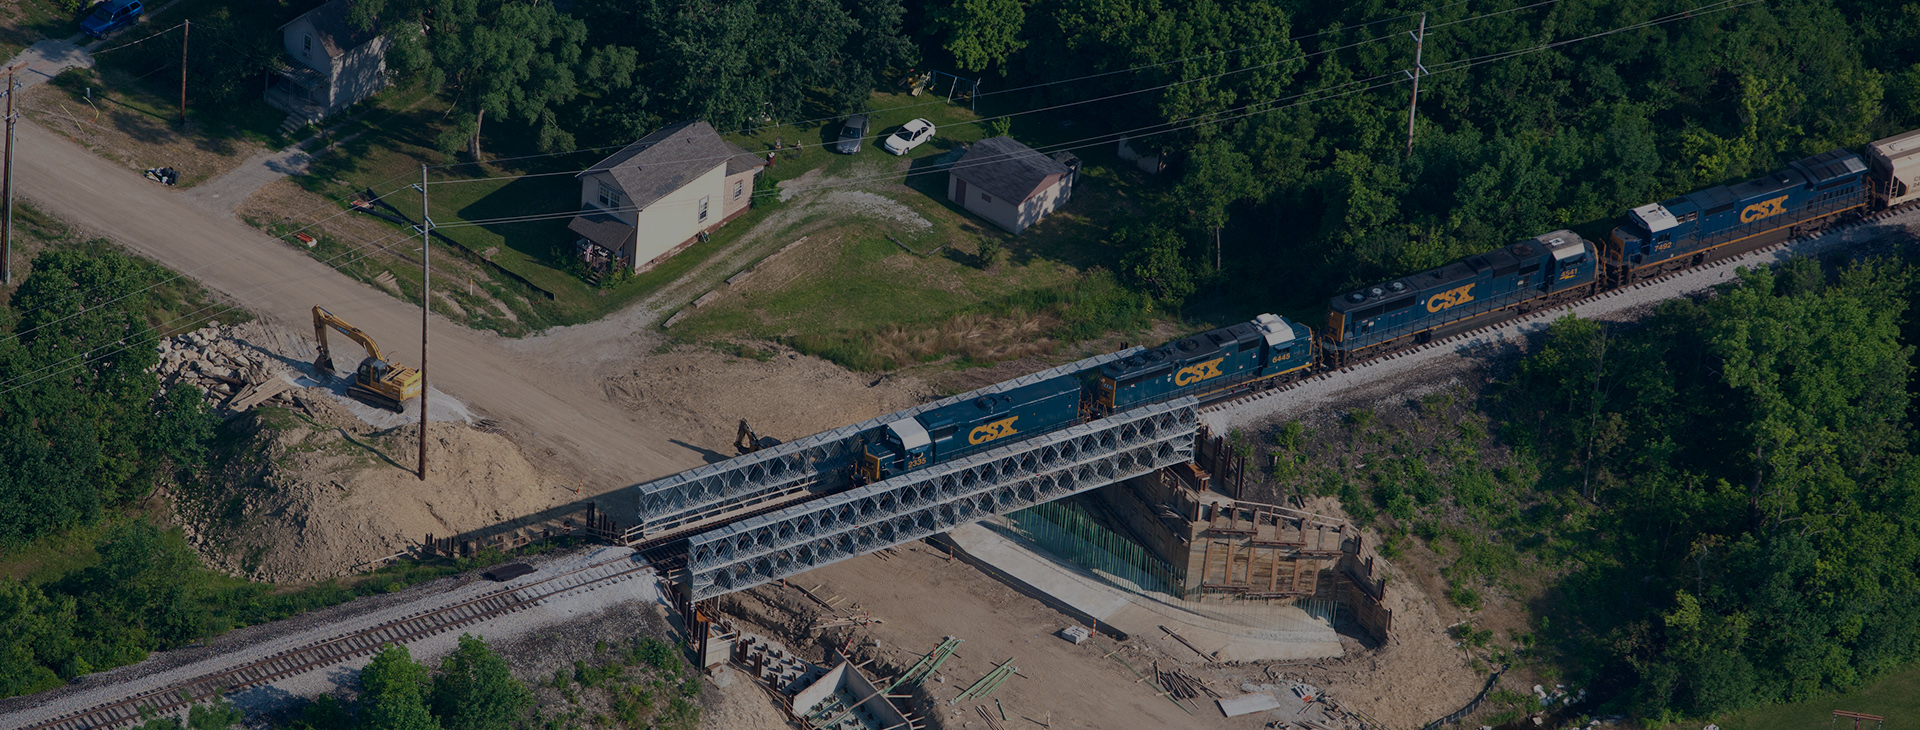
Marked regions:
[835,114,869,154]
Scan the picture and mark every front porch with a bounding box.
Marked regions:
[264,58,328,128]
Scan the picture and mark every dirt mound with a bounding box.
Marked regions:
[601,345,932,458]
[182,417,562,583]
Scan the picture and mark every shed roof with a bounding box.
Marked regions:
[581,121,765,211]
[282,0,380,59]
[951,137,1070,203]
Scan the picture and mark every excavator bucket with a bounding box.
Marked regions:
[314,352,336,379]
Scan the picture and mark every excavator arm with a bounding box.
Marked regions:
[312,305,385,378]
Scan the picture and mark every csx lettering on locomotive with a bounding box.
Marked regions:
[1173,357,1225,386]
[969,416,1020,445]
[1740,195,1789,223]
[1425,284,1476,313]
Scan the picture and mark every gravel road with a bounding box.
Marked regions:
[11,116,706,488]
[1205,206,1920,431]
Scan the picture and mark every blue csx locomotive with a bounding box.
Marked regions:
[855,129,1920,482]
[856,314,1314,482]
[1322,137,1904,364]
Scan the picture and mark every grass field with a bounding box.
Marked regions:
[1714,668,1920,730]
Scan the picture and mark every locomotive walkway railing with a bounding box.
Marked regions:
[680,397,1200,600]
[628,347,1144,540]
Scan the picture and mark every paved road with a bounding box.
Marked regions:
[12,114,701,485]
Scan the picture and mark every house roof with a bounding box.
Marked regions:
[581,121,765,211]
[568,209,634,250]
[950,137,1071,203]
[283,0,381,59]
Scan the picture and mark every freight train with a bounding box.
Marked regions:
[854,128,1920,484]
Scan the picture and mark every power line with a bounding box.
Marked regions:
[425,0,1489,173]
[424,0,1765,232]
[422,0,1591,190]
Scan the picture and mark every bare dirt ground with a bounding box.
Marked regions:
[179,416,564,584]
[601,343,933,458]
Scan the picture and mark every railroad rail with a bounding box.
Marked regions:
[14,556,652,730]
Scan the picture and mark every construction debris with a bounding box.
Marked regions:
[1057,626,1092,645]
[151,323,297,413]
[953,658,1017,703]
[1160,625,1214,661]
[1154,662,1221,701]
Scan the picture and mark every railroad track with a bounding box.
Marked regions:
[16,556,655,730]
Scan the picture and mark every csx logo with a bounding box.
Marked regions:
[969,417,1020,445]
[1174,357,1225,386]
[1740,195,1789,223]
[1426,284,1475,313]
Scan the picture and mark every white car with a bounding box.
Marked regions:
[882,118,936,155]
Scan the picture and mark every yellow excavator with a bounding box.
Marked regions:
[312,305,421,413]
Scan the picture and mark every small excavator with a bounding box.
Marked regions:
[312,305,421,413]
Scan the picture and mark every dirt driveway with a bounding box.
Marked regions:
[11,116,704,492]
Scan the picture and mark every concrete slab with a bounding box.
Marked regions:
[1218,692,1283,717]
[944,520,1344,663]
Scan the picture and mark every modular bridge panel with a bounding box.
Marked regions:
[631,347,1144,538]
[682,398,1200,600]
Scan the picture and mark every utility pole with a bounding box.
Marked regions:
[417,165,430,481]
[2,63,20,286]
[1405,12,1426,156]
[178,20,189,125]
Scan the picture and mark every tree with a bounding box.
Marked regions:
[932,0,1026,74]
[430,635,529,730]
[355,0,588,159]
[360,645,439,730]
[1115,224,1194,305]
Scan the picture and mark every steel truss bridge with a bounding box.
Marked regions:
[622,348,1203,600]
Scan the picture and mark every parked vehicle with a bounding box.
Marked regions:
[81,0,143,38]
[881,118,935,155]
[835,114,869,154]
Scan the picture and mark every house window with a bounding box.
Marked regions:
[303,34,312,56]
[982,193,993,203]
[598,182,621,209]
[733,180,744,201]
[698,196,710,223]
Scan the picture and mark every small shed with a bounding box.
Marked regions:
[946,136,1077,234]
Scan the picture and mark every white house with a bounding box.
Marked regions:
[567,121,767,275]
[946,137,1080,235]
[266,0,390,125]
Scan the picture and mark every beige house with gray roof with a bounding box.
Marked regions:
[568,121,766,275]
[266,0,390,125]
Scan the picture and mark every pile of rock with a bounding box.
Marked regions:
[152,323,296,413]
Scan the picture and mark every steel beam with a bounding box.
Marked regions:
[631,347,1143,536]
[682,398,1199,600]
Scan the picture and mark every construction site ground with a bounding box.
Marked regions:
[721,543,1331,730]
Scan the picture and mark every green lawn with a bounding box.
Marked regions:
[0,0,78,58]
[1715,667,1920,730]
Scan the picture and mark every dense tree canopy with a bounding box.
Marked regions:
[0,247,214,547]
[1504,259,1920,718]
